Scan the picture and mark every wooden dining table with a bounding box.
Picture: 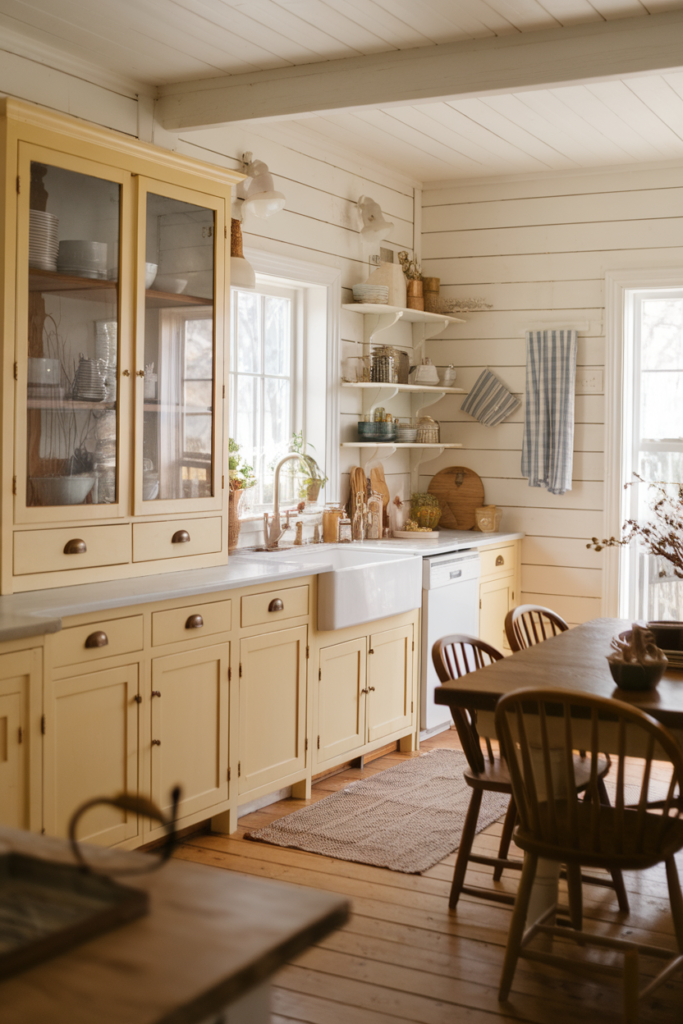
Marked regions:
[433,617,683,921]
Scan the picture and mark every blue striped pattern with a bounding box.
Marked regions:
[460,369,520,426]
[521,330,577,496]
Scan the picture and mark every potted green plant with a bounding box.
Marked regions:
[228,438,256,552]
[289,430,327,503]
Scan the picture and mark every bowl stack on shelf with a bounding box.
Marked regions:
[352,283,389,304]
[29,210,59,271]
[57,240,108,279]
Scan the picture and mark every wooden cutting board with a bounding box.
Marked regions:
[428,467,485,531]
[370,466,390,528]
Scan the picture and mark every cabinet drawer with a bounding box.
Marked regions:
[132,517,222,563]
[14,525,131,576]
[152,599,232,647]
[52,615,144,668]
[241,585,309,629]
[480,544,516,579]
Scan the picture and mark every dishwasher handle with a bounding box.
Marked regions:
[449,570,462,579]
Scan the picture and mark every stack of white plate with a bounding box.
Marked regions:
[57,240,108,279]
[29,210,59,271]
[72,356,106,402]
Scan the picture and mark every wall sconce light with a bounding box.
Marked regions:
[357,195,394,246]
[235,151,286,220]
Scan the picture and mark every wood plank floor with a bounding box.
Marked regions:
[176,730,683,1024]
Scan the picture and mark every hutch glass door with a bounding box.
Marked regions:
[136,180,224,514]
[18,151,128,521]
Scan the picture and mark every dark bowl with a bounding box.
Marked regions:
[607,658,666,692]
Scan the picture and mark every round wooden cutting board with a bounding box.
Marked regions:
[427,466,485,531]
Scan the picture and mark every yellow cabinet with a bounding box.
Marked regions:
[316,637,366,764]
[149,643,230,831]
[44,662,140,845]
[367,624,413,743]
[0,99,242,594]
[239,626,307,798]
[0,648,41,831]
[480,575,515,653]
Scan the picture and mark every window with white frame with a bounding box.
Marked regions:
[229,283,300,510]
[622,288,683,620]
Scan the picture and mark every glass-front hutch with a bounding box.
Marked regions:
[1,98,239,592]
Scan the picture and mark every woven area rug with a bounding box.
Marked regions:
[245,748,509,874]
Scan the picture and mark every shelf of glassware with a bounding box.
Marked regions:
[342,303,466,349]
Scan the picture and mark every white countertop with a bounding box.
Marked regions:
[0,529,523,642]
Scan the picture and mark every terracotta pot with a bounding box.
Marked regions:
[407,279,424,311]
[228,488,243,552]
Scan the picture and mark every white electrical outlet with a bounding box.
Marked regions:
[576,369,604,394]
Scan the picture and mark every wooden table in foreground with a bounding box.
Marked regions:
[435,617,683,735]
[0,826,349,1024]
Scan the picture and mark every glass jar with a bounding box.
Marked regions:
[322,504,344,543]
[416,416,440,444]
[338,517,352,543]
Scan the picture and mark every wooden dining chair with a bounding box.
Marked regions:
[495,688,683,1023]
[432,635,627,913]
[505,604,568,654]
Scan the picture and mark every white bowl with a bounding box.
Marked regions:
[145,263,158,289]
[353,283,389,304]
[152,275,187,294]
[29,476,95,505]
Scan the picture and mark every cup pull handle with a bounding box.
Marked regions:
[85,631,108,649]
[172,530,190,544]
[64,538,87,554]
[268,598,284,612]
[496,555,505,566]
[185,614,204,629]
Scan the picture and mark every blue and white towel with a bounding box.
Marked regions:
[521,330,577,496]
[460,369,520,426]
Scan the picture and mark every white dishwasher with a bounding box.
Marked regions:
[420,549,481,737]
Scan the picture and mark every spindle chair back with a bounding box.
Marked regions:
[505,604,568,654]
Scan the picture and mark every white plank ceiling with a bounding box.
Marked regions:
[4,0,683,179]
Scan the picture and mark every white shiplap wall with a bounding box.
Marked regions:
[422,163,683,624]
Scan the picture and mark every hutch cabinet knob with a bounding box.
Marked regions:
[122,369,130,377]
[136,370,145,378]
[495,555,505,566]
[85,631,108,649]
[151,690,161,698]
[268,598,284,612]
[172,530,191,544]
[64,538,87,554]
[360,688,369,694]
[133,694,142,704]
[185,614,204,629]
[367,686,376,692]
[152,739,161,746]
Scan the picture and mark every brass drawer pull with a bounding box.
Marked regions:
[152,739,161,746]
[268,598,284,612]
[496,555,505,566]
[64,538,87,555]
[85,631,108,649]
[152,690,161,698]
[185,614,204,629]
[172,530,190,544]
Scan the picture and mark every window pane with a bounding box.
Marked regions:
[641,298,683,369]
[237,292,261,373]
[264,296,291,376]
[640,371,683,440]
[184,414,212,455]
[185,381,212,409]
[235,374,261,463]
[184,319,213,378]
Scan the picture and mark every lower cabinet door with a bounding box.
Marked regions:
[44,663,140,845]
[479,576,514,654]
[239,626,307,796]
[150,643,230,824]
[0,649,41,831]
[317,637,366,764]
[367,624,413,743]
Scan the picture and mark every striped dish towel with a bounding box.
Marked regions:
[460,369,520,426]
[521,330,577,496]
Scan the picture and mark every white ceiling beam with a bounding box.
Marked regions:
[157,10,683,132]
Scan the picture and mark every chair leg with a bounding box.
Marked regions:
[494,798,517,882]
[665,856,683,953]
[597,775,630,914]
[499,852,538,1002]
[450,788,483,910]
[565,863,583,931]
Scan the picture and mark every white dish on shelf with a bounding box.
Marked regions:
[152,275,187,294]
[392,530,440,539]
